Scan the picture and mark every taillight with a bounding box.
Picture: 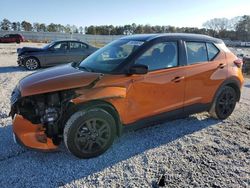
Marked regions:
[234,59,243,68]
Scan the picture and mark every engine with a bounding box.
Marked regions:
[10,90,76,144]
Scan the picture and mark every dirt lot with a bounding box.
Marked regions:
[0,43,249,187]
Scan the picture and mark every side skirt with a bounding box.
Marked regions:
[122,103,211,133]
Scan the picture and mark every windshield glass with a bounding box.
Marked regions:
[79,39,144,73]
[43,42,55,49]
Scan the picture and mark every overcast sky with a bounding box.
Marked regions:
[0,0,249,28]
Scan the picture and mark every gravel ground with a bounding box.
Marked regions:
[0,43,249,187]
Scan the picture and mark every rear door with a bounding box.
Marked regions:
[183,41,227,111]
[45,41,70,66]
[68,42,89,63]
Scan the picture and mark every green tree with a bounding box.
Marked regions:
[21,21,32,31]
[11,22,17,31]
[47,23,57,32]
[236,15,250,41]
[1,18,11,30]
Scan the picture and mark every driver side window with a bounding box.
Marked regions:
[52,42,68,51]
[135,42,178,71]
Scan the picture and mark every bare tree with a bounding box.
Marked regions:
[203,18,230,32]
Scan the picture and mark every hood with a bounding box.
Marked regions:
[17,47,44,55]
[19,64,102,97]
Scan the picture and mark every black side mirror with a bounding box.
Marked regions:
[128,64,148,75]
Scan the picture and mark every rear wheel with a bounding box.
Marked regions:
[209,86,237,120]
[64,108,116,158]
[24,57,40,70]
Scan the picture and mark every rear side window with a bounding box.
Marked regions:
[186,42,208,65]
[70,42,87,50]
[206,43,219,60]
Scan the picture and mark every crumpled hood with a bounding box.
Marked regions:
[17,47,44,55]
[19,64,102,97]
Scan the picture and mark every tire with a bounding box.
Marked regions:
[16,40,20,44]
[209,86,237,120]
[24,57,40,70]
[64,108,116,159]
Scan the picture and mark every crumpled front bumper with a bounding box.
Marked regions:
[12,115,58,151]
[17,56,25,66]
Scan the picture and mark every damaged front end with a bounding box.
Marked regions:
[10,87,77,151]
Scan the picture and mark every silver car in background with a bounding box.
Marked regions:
[17,40,98,70]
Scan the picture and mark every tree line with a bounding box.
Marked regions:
[0,15,249,41]
[0,19,83,34]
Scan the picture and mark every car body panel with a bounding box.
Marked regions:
[13,115,58,150]
[19,64,102,96]
[73,87,126,103]
[184,51,228,107]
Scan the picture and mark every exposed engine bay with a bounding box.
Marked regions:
[10,89,76,145]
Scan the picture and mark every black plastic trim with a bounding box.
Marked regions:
[122,103,211,133]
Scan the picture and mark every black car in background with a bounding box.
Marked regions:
[17,40,97,70]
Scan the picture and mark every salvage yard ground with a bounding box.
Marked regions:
[0,43,249,187]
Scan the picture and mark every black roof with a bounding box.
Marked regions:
[121,33,223,43]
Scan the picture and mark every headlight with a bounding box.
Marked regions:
[10,86,21,105]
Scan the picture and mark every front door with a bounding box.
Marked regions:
[69,42,89,63]
[45,41,70,66]
[126,41,186,124]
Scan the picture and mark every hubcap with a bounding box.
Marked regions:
[217,90,236,117]
[26,59,38,70]
[74,118,111,153]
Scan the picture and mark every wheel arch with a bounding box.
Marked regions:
[213,76,242,103]
[64,100,123,137]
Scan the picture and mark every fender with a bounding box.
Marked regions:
[72,86,126,104]
[212,76,242,104]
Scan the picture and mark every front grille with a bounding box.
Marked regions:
[10,86,21,105]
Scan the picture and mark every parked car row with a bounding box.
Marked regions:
[0,34,24,43]
[17,40,98,70]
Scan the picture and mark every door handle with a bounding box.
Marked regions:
[171,76,184,83]
[217,63,226,69]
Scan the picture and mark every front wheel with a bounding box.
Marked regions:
[209,86,237,120]
[64,108,116,159]
[24,57,40,70]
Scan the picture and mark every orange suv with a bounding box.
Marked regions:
[10,34,244,158]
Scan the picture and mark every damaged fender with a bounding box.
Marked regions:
[72,87,127,104]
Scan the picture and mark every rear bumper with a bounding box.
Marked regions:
[12,115,58,151]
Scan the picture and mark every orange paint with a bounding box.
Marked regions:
[13,115,58,151]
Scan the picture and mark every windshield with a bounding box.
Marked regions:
[79,39,144,73]
[43,42,55,49]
